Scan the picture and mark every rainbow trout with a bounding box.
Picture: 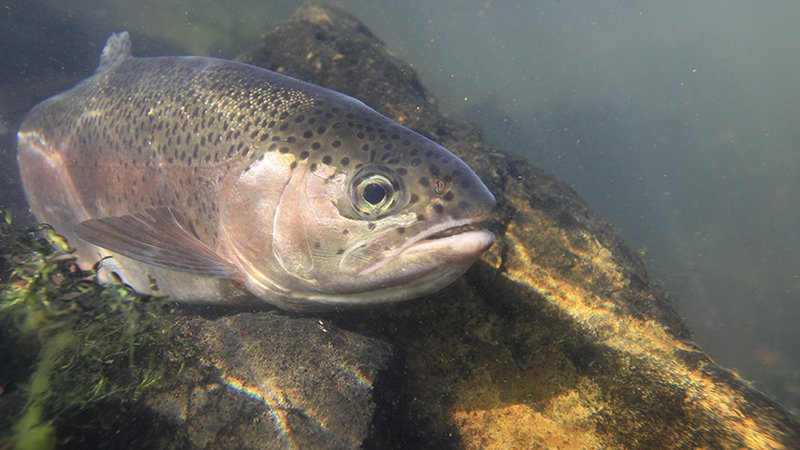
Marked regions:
[17,32,495,311]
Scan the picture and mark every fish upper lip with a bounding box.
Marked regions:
[423,221,486,240]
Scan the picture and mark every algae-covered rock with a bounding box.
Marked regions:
[241,4,800,448]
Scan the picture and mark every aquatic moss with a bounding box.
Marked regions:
[0,210,181,449]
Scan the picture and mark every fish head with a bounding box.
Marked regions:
[220,103,495,311]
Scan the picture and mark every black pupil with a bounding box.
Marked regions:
[363,183,386,205]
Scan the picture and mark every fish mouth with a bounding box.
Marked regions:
[400,218,495,258]
[356,215,495,277]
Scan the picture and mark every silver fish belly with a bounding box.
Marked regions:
[16,32,496,311]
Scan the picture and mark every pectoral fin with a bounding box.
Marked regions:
[74,207,239,278]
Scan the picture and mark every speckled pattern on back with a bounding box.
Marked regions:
[20,55,493,247]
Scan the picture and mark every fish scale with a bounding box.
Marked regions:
[17,32,496,311]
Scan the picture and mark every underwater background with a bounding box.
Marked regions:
[0,0,798,417]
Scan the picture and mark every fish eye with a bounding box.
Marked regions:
[349,165,406,219]
[363,182,387,205]
[354,174,394,215]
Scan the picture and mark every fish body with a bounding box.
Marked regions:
[17,32,495,311]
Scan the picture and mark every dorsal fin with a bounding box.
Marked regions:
[97,31,132,73]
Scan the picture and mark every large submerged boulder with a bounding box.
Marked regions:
[236,3,799,448]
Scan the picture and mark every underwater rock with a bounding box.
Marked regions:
[141,312,393,450]
[240,3,800,448]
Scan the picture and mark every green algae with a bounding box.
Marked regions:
[0,210,180,449]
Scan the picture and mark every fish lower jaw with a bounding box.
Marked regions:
[259,263,471,312]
